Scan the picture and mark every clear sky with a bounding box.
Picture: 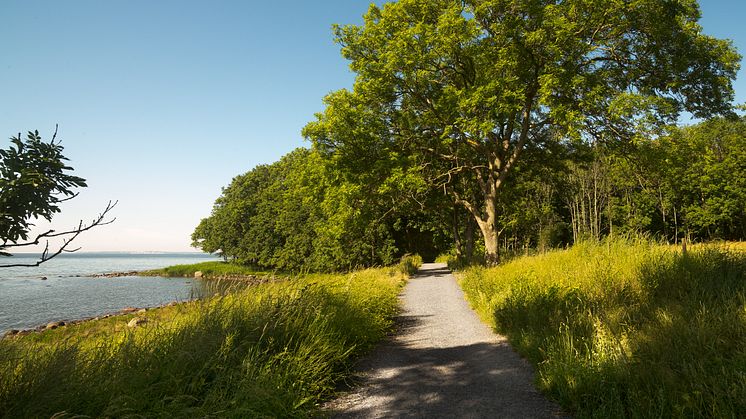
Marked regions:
[1,0,745,252]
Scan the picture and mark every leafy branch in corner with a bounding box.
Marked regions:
[0,200,117,267]
[0,127,117,267]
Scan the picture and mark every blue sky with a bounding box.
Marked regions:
[1,1,745,252]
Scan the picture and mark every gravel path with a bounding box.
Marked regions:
[326,263,566,418]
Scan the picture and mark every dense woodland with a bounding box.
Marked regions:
[193,116,746,271]
[192,0,744,272]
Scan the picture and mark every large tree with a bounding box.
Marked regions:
[304,0,739,264]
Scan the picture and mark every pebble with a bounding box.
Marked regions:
[127,317,147,328]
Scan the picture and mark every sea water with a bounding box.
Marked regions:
[0,252,220,334]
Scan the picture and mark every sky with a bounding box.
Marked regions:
[1,0,745,253]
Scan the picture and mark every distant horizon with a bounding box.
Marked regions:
[5,250,213,256]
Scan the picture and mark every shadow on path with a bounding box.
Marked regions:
[327,263,566,418]
[412,264,451,278]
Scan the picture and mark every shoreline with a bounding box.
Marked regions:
[1,299,194,339]
[1,272,287,339]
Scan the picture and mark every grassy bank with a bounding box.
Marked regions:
[460,239,746,418]
[141,260,274,278]
[0,268,406,417]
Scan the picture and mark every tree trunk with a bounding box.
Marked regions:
[476,189,500,266]
[464,216,475,262]
[452,204,463,259]
[481,225,500,265]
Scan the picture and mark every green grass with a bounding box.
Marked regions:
[0,268,406,418]
[398,254,423,276]
[141,261,274,278]
[459,238,746,418]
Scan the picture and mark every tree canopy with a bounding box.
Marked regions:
[303,0,740,264]
[194,0,744,272]
[192,148,448,272]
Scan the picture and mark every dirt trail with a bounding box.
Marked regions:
[326,263,566,418]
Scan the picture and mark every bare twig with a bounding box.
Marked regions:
[0,201,117,268]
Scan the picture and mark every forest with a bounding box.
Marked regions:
[193,116,746,271]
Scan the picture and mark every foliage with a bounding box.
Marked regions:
[663,117,746,240]
[192,147,450,272]
[0,268,406,417]
[0,129,115,266]
[459,239,746,417]
[304,0,740,264]
[483,115,746,250]
[0,130,86,247]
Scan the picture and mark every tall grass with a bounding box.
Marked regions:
[0,268,405,417]
[460,238,746,418]
[398,254,423,276]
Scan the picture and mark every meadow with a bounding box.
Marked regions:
[460,239,746,418]
[0,267,408,417]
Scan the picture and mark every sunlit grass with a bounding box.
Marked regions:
[0,268,406,417]
[398,254,423,276]
[460,238,746,418]
[141,260,275,278]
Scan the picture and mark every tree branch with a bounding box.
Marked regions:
[0,201,117,268]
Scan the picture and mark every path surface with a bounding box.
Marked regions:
[326,263,565,418]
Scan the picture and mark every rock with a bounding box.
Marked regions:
[127,317,147,328]
[137,308,147,313]
[121,307,138,314]
[92,271,140,278]
[3,329,19,338]
[45,321,65,330]
[40,276,47,280]
[167,301,177,307]
[194,271,204,278]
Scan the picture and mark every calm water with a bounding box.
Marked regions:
[0,252,220,334]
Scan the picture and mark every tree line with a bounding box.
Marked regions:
[194,0,742,271]
[193,115,745,271]
[484,117,746,253]
[192,148,448,271]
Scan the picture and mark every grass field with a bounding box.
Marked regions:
[460,238,746,418]
[0,268,406,417]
